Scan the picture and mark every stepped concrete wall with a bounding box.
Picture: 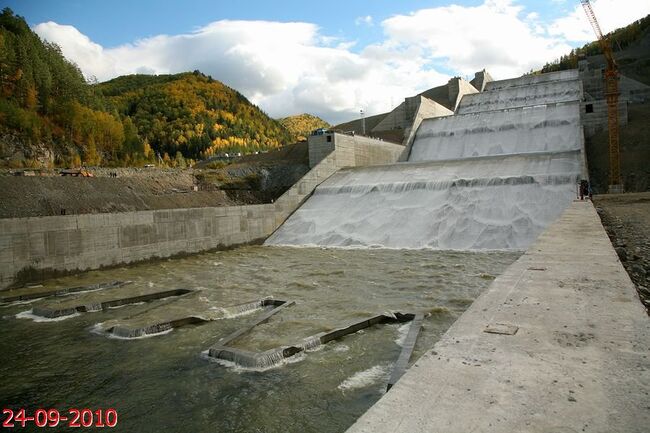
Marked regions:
[372,100,408,132]
[579,60,650,103]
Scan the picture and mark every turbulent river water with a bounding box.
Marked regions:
[0,245,518,433]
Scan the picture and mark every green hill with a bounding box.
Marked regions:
[279,113,330,141]
[0,8,292,168]
[99,73,293,161]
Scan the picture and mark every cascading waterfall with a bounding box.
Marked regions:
[82,303,103,312]
[214,348,290,370]
[110,322,173,339]
[456,74,582,115]
[255,350,289,369]
[408,102,582,162]
[266,73,585,250]
[219,300,264,319]
[266,152,580,250]
[300,335,323,351]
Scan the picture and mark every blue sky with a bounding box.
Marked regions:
[5,0,649,122]
[6,0,574,48]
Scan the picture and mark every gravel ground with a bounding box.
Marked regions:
[594,192,650,314]
[0,174,238,218]
[0,141,310,219]
[0,154,308,218]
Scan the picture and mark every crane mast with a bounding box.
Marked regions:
[580,0,622,193]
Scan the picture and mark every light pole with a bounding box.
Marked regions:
[360,109,365,136]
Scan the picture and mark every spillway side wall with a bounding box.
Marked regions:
[0,151,340,289]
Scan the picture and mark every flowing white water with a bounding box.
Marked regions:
[16,309,81,322]
[2,246,519,433]
[484,69,579,91]
[409,102,582,162]
[266,151,581,250]
[338,364,391,391]
[267,71,584,250]
[457,80,583,115]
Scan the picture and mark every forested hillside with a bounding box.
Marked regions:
[278,113,330,141]
[0,8,292,168]
[98,73,292,162]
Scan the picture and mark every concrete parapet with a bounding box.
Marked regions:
[398,96,453,162]
[447,76,479,111]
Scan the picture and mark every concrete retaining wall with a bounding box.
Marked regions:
[0,152,341,290]
[0,206,273,288]
[582,99,628,137]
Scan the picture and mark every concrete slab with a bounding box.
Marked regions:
[346,201,650,433]
[103,297,284,338]
[208,311,417,369]
[31,287,193,319]
[387,313,424,391]
[0,280,131,303]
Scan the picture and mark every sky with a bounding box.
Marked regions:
[4,0,650,124]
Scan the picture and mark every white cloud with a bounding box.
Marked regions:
[34,22,117,80]
[355,15,374,26]
[31,0,650,124]
[381,0,572,78]
[548,0,650,42]
[34,19,446,124]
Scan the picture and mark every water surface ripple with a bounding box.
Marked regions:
[0,245,518,433]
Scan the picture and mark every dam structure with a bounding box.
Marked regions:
[1,68,647,433]
[266,70,586,250]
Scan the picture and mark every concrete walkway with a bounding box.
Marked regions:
[347,201,650,433]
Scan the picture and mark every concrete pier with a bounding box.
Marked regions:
[208,311,417,369]
[346,201,650,433]
[32,288,193,319]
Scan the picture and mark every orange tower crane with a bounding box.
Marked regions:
[580,0,622,193]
